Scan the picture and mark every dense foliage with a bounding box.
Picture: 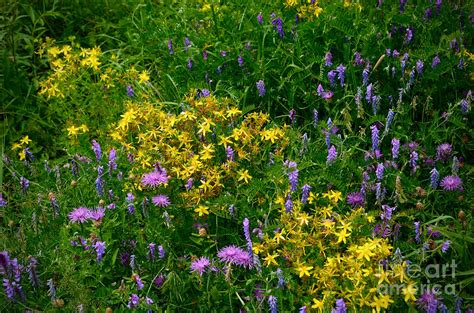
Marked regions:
[1,0,473,312]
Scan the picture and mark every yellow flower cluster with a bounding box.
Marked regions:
[12,136,32,160]
[109,92,289,205]
[294,1,324,20]
[66,124,89,137]
[255,191,415,311]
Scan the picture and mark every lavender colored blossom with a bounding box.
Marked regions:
[272,17,284,38]
[392,138,400,160]
[141,170,169,188]
[268,295,278,313]
[0,194,7,207]
[385,109,395,131]
[190,256,210,276]
[95,166,104,196]
[68,207,91,223]
[229,204,235,217]
[187,58,193,70]
[441,240,450,253]
[417,289,443,313]
[94,241,106,262]
[430,168,440,189]
[133,274,144,290]
[332,298,347,313]
[414,221,421,243]
[90,207,105,221]
[92,140,101,161]
[425,7,433,19]
[317,84,333,99]
[375,182,383,202]
[284,196,293,213]
[366,83,373,104]
[184,37,190,52]
[202,50,208,61]
[240,218,253,258]
[432,55,440,68]
[381,205,396,222]
[186,178,193,190]
[313,109,318,128]
[158,245,165,259]
[327,145,337,163]
[301,184,311,204]
[20,176,29,193]
[226,146,235,162]
[217,245,252,267]
[362,67,370,86]
[337,64,346,87]
[354,52,364,66]
[328,70,337,87]
[288,169,299,192]
[27,257,39,289]
[371,124,379,151]
[343,194,362,210]
[257,12,263,24]
[168,39,174,55]
[376,163,384,181]
[149,243,156,261]
[416,60,424,75]
[128,294,139,309]
[436,143,452,161]
[399,0,408,12]
[405,27,413,44]
[289,109,296,124]
[325,52,333,67]
[276,268,285,288]
[126,85,134,97]
[256,80,266,97]
[440,175,462,191]
[238,55,244,67]
[108,149,117,175]
[152,194,170,208]
[47,278,56,301]
[460,99,469,114]
[410,151,418,172]
[450,38,459,53]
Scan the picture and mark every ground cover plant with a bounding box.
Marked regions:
[1,0,473,312]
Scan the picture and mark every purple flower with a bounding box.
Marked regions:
[385,109,395,131]
[0,193,7,207]
[430,168,439,189]
[432,55,440,68]
[325,52,333,67]
[190,257,210,276]
[154,274,165,287]
[460,99,469,114]
[149,243,156,261]
[20,176,29,193]
[366,83,373,104]
[268,296,278,313]
[27,257,39,289]
[332,298,347,313]
[202,50,208,61]
[371,124,379,151]
[217,245,252,268]
[301,184,311,204]
[410,151,418,172]
[436,143,452,161]
[90,207,105,221]
[441,240,450,253]
[450,38,459,53]
[257,12,263,24]
[381,205,396,222]
[68,207,91,223]
[425,7,433,19]
[399,0,407,13]
[354,52,364,66]
[272,17,284,38]
[376,163,385,181]
[256,80,266,97]
[391,138,400,160]
[414,221,421,243]
[362,67,370,86]
[186,178,193,190]
[152,195,170,207]
[92,140,101,161]
[238,55,244,67]
[416,60,424,75]
[168,39,174,55]
[327,145,337,163]
[226,146,235,162]
[94,241,106,262]
[187,58,193,70]
[108,149,117,175]
[128,294,140,309]
[184,37,190,52]
[440,175,462,191]
[288,169,299,192]
[337,64,346,87]
[328,70,337,87]
[405,27,413,44]
[417,289,442,313]
[158,245,165,259]
[346,192,364,208]
[47,278,56,301]
[317,84,333,99]
[276,268,285,288]
[243,218,253,256]
[313,109,318,128]
[289,109,296,124]
[141,170,169,188]
[133,274,144,290]
[284,196,293,213]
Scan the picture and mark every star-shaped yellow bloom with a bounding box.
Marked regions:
[19,135,32,145]
[295,262,313,278]
[237,169,252,184]
[139,70,150,84]
[402,283,417,303]
[194,205,209,216]
[263,252,279,267]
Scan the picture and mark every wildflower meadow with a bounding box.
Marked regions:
[1,0,473,312]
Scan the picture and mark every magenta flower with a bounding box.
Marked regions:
[152,195,171,207]
[440,175,462,191]
[141,170,169,188]
[217,245,252,268]
[90,207,105,221]
[346,192,364,208]
[190,257,210,276]
[68,207,91,223]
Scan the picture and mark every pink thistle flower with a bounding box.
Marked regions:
[141,170,169,188]
[190,257,210,276]
[152,195,171,207]
[440,175,462,191]
[68,207,91,223]
[217,245,252,268]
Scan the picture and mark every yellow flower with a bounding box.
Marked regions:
[237,169,252,184]
[356,242,375,261]
[263,252,279,267]
[67,125,80,137]
[12,143,22,150]
[311,298,324,311]
[79,124,89,132]
[371,294,393,312]
[402,283,417,303]
[18,150,26,161]
[194,205,209,216]
[335,228,350,244]
[295,262,313,278]
[139,70,150,84]
[226,107,242,118]
[19,135,32,146]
